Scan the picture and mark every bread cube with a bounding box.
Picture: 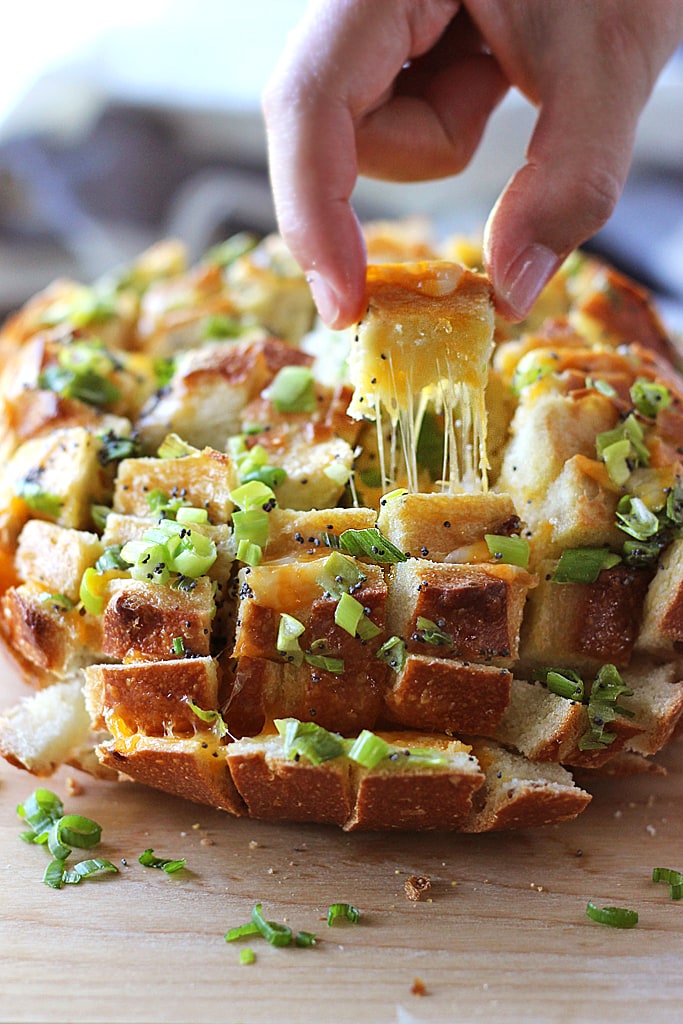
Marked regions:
[382,654,512,736]
[519,562,651,673]
[387,558,536,666]
[102,575,215,661]
[376,490,519,562]
[637,537,683,658]
[112,448,237,524]
[84,656,219,737]
[16,521,103,602]
[98,732,244,814]
[136,336,312,450]
[263,506,377,561]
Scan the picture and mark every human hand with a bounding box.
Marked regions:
[263,0,683,327]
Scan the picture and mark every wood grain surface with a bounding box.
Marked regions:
[2,662,683,1024]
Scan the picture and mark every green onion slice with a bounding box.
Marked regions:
[239,947,256,965]
[274,718,346,765]
[652,867,683,900]
[317,551,366,599]
[552,547,622,584]
[484,534,530,568]
[157,433,198,459]
[376,635,406,671]
[230,479,277,512]
[295,931,317,947]
[79,567,106,615]
[269,366,316,414]
[415,617,452,646]
[17,788,64,837]
[97,431,142,466]
[276,613,305,666]
[615,495,660,541]
[346,729,391,769]
[305,653,345,674]
[225,922,261,942]
[236,539,263,566]
[541,668,585,702]
[338,528,408,564]
[186,699,229,739]
[251,903,293,947]
[327,903,360,926]
[630,378,671,418]
[138,848,186,874]
[64,858,119,883]
[585,901,638,928]
[16,481,62,518]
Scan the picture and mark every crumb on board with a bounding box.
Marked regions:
[411,977,427,997]
[64,776,84,797]
[405,875,432,901]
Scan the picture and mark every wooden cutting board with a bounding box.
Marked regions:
[2,660,683,1024]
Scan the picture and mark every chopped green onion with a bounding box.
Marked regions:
[586,377,617,398]
[334,592,365,637]
[484,534,530,568]
[274,718,346,764]
[95,545,127,573]
[295,931,317,947]
[324,461,350,486]
[615,495,660,541]
[206,231,258,268]
[65,857,119,882]
[376,635,407,671]
[97,431,142,466]
[511,355,554,395]
[172,636,186,656]
[242,465,287,489]
[79,567,106,615]
[269,366,316,414]
[91,503,112,532]
[585,901,638,928]
[544,669,585,702]
[276,613,305,666]
[138,848,187,874]
[239,947,256,965]
[327,903,360,926]
[17,788,64,837]
[186,699,229,739]
[601,438,634,487]
[339,528,408,564]
[16,481,62,518]
[230,479,277,511]
[381,488,409,502]
[346,729,392,769]
[233,508,270,548]
[175,506,209,525]
[39,592,73,611]
[666,484,683,526]
[43,858,69,889]
[305,653,345,674]
[224,922,261,942]
[50,814,102,851]
[415,617,452,646]
[652,867,683,900]
[154,357,176,389]
[551,547,622,584]
[202,314,244,340]
[317,551,367,599]
[579,663,634,750]
[621,537,667,568]
[630,378,671,418]
[236,539,263,566]
[251,903,293,947]
[157,433,198,459]
[39,342,121,408]
[596,413,649,472]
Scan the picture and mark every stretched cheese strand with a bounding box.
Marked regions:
[347,261,494,493]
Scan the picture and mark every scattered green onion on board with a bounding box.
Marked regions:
[585,901,638,928]
[138,848,187,874]
[652,867,683,900]
[327,903,361,926]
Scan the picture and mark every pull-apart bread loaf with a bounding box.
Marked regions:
[1,225,682,831]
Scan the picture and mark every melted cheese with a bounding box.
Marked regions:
[348,262,494,493]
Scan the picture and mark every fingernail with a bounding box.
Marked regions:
[499,243,560,320]
[306,271,340,326]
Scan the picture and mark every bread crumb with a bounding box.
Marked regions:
[200,837,214,846]
[249,840,260,849]
[192,822,201,830]
[64,776,84,797]
[646,824,657,837]
[411,977,427,997]
[405,875,431,901]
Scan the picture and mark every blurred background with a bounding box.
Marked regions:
[0,0,682,327]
